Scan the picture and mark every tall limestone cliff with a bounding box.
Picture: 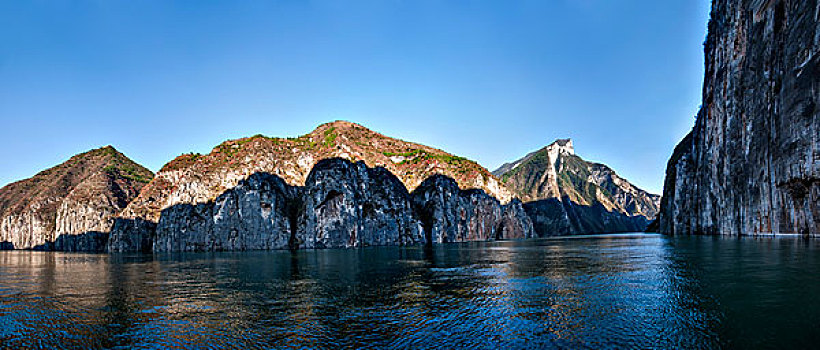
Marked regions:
[151,172,299,252]
[0,146,153,250]
[495,139,660,235]
[659,0,819,235]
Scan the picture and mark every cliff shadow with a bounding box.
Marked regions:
[30,231,109,252]
[409,174,510,244]
[108,217,159,253]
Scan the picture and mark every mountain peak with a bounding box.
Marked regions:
[130,121,512,222]
[313,120,370,133]
[546,138,574,156]
[494,137,660,226]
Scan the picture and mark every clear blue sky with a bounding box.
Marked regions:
[0,0,710,194]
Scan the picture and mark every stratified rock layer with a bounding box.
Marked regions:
[495,139,660,235]
[0,146,153,251]
[659,0,819,235]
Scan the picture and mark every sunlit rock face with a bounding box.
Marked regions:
[109,158,527,252]
[659,0,820,235]
[0,146,152,251]
[296,158,424,249]
[410,175,533,243]
[107,121,521,251]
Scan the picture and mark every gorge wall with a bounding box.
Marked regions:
[109,158,532,252]
[659,0,819,235]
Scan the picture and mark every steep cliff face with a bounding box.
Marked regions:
[296,159,424,249]
[659,0,819,235]
[410,175,533,243]
[109,158,526,252]
[495,139,660,235]
[108,121,517,251]
[0,146,153,250]
[107,217,155,253]
[152,173,299,252]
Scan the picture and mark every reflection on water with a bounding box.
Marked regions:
[1,234,819,348]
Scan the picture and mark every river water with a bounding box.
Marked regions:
[1,233,819,349]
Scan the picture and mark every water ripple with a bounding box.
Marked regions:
[3,234,820,348]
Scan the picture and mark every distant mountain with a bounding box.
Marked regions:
[0,146,153,250]
[494,139,660,235]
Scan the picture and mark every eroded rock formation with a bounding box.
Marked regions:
[152,173,299,252]
[659,0,819,235]
[118,121,511,234]
[1,122,649,252]
[498,199,535,239]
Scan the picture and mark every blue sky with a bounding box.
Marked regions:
[0,0,710,194]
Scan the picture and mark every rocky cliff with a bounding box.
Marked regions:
[411,175,533,243]
[152,172,299,252]
[495,139,660,235]
[659,0,819,235]
[110,158,530,252]
[0,146,153,250]
[296,159,424,249]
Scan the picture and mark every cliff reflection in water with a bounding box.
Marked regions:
[3,234,820,348]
